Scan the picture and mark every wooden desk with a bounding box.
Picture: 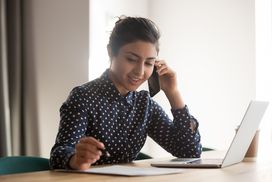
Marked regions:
[1,152,272,182]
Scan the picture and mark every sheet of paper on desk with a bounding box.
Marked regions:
[56,165,184,176]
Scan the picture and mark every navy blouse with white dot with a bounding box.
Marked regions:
[50,69,202,169]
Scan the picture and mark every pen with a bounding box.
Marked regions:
[100,148,111,157]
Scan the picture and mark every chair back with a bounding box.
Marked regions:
[0,156,50,175]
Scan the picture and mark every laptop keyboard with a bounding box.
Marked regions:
[171,158,201,163]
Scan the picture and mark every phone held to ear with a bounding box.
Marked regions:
[148,67,161,97]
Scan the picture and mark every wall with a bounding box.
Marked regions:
[89,0,149,80]
[23,0,256,158]
[255,0,272,159]
[24,0,89,157]
[144,0,255,157]
[88,0,256,158]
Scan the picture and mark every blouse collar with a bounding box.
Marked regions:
[100,69,135,106]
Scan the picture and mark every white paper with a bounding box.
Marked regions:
[56,165,184,176]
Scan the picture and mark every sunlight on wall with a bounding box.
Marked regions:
[255,0,272,161]
[89,1,112,80]
[89,0,272,160]
[89,0,149,80]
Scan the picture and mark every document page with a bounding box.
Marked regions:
[56,165,184,176]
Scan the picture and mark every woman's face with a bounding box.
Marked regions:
[109,41,158,95]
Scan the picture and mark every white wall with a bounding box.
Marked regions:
[146,0,255,157]
[89,0,149,80]
[256,0,272,160]
[23,0,256,158]
[88,0,256,158]
[24,0,89,157]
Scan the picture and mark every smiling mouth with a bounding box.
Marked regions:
[128,76,142,85]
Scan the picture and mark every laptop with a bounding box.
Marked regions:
[151,100,269,168]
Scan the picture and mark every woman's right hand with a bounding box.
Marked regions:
[69,137,105,170]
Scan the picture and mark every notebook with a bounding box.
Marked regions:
[151,100,269,168]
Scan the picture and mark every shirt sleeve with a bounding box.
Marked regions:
[147,100,202,158]
[49,87,89,169]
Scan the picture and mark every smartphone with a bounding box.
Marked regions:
[148,67,160,97]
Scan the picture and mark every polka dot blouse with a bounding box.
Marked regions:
[50,69,202,169]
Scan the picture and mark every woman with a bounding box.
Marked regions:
[50,16,202,170]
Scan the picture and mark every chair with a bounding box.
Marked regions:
[202,147,214,151]
[0,156,50,175]
[135,152,152,160]
[135,147,214,161]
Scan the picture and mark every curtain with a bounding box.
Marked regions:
[0,0,11,156]
[0,0,25,157]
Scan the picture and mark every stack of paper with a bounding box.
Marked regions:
[56,165,184,176]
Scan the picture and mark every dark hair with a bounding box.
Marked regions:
[108,16,161,56]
